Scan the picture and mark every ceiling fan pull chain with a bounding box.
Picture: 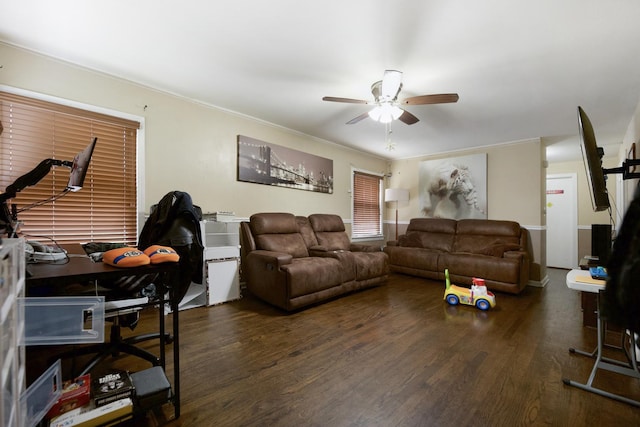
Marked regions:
[385,122,396,151]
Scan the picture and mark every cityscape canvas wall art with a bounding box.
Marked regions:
[418,153,487,219]
[237,135,333,193]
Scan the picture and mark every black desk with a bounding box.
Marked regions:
[26,247,182,419]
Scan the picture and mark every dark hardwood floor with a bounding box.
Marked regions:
[39,269,640,426]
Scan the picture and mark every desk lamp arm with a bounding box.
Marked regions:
[0,158,72,235]
[0,158,72,203]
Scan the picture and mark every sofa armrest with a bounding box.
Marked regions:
[386,240,399,247]
[247,249,293,268]
[244,250,293,310]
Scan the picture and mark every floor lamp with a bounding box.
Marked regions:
[385,188,409,240]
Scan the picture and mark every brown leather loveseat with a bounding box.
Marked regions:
[384,218,530,294]
[240,212,389,311]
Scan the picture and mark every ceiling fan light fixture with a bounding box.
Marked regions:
[368,103,403,123]
[368,106,382,122]
[323,69,459,126]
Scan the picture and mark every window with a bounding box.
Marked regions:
[352,169,383,239]
[0,91,140,244]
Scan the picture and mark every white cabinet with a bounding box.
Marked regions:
[206,258,240,305]
[202,220,242,306]
[177,219,243,310]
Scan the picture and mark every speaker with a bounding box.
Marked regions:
[591,224,612,266]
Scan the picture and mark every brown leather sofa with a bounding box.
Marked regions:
[240,213,388,311]
[384,218,530,294]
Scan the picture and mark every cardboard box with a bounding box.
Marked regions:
[46,374,91,419]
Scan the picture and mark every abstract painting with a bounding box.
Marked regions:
[418,153,487,219]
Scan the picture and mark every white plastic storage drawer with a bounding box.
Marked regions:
[204,245,240,260]
[20,359,62,427]
[19,296,105,346]
[207,259,240,305]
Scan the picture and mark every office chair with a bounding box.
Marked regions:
[54,191,203,377]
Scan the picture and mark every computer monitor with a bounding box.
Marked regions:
[67,137,97,192]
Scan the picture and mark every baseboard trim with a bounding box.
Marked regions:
[528,275,549,288]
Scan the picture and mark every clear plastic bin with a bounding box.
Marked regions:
[20,359,62,427]
[19,296,105,346]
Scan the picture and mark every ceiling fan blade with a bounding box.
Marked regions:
[401,93,459,105]
[381,70,403,100]
[370,81,382,100]
[398,109,419,125]
[322,96,369,104]
[346,112,371,124]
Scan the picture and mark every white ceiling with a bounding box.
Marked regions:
[2,0,639,162]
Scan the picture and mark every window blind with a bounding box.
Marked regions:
[352,170,382,238]
[0,91,140,244]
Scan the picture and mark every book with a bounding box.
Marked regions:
[49,397,133,427]
[46,374,91,419]
[92,370,135,407]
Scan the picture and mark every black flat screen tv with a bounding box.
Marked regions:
[578,106,610,212]
[66,137,97,192]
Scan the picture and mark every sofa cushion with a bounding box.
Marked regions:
[296,216,319,248]
[403,218,457,252]
[283,257,345,297]
[250,213,309,258]
[456,219,521,237]
[479,242,522,257]
[255,234,309,258]
[309,213,346,232]
[386,246,441,272]
[309,214,351,251]
[352,251,388,280]
[453,219,521,254]
[398,232,423,248]
[407,218,457,234]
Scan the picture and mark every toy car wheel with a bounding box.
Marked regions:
[446,294,459,305]
[476,299,491,311]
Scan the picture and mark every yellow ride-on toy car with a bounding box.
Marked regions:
[444,269,496,311]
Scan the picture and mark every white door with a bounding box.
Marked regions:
[546,174,578,269]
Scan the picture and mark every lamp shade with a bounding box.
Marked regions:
[384,188,409,203]
[368,104,404,123]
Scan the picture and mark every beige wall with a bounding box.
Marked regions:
[8,42,640,283]
[619,99,640,211]
[387,139,544,225]
[0,43,386,221]
[546,157,618,227]
[387,139,546,283]
[1,42,547,283]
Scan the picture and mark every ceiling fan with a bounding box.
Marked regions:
[323,70,459,125]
